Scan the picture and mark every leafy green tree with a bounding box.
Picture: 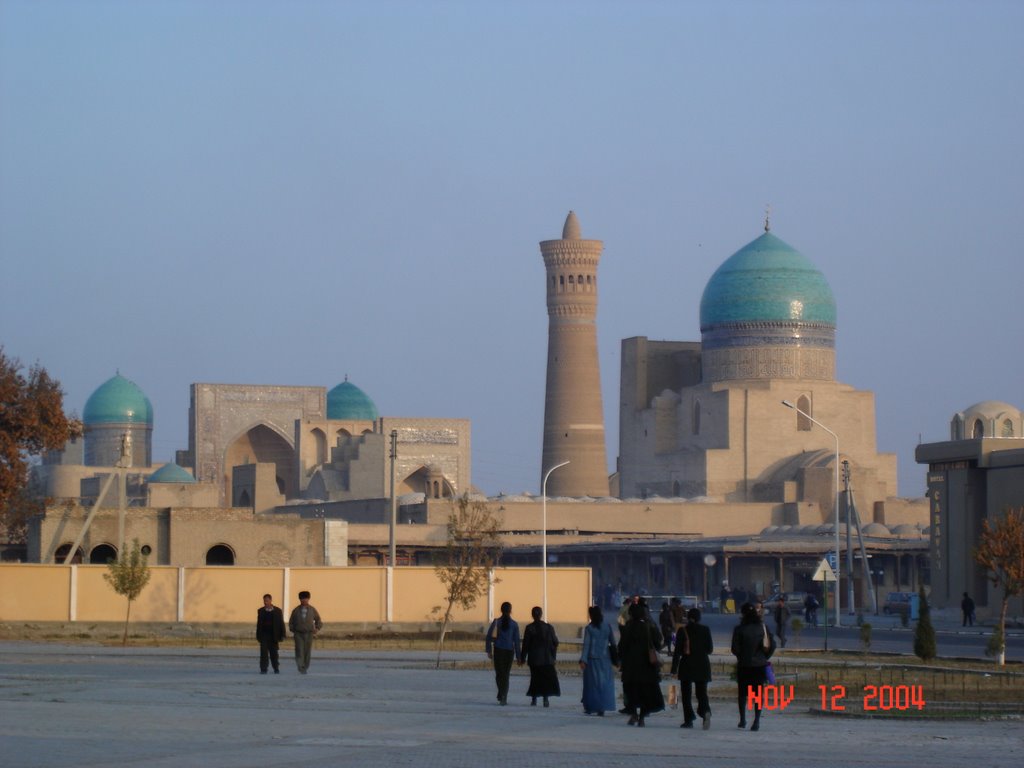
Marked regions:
[912,585,936,661]
[103,539,152,646]
[973,507,1024,665]
[431,495,502,668]
[0,349,82,544]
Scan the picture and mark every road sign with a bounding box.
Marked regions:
[827,551,837,570]
[812,558,837,582]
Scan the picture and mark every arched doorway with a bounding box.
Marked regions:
[54,543,84,564]
[206,544,235,566]
[224,424,297,500]
[89,544,118,564]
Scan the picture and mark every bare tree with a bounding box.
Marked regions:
[431,495,502,668]
[973,507,1024,665]
[103,539,152,646]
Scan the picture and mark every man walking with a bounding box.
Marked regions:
[773,596,791,648]
[961,592,976,627]
[288,590,323,673]
[256,593,286,674]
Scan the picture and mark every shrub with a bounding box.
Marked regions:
[912,586,936,661]
[859,622,872,653]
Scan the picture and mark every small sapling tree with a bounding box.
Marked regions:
[431,496,502,667]
[103,538,151,646]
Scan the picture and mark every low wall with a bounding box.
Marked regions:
[0,564,591,626]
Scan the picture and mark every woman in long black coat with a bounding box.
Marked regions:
[520,605,560,706]
[731,601,776,731]
[671,607,713,729]
[617,602,664,726]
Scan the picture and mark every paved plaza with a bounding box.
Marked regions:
[0,642,1020,768]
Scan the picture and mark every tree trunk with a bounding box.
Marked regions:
[122,598,133,647]
[998,593,1008,666]
[435,598,455,669]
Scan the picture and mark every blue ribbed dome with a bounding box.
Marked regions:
[83,374,153,425]
[700,232,836,329]
[148,463,196,484]
[327,379,379,420]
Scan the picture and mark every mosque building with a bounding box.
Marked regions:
[618,223,897,517]
[24,213,951,616]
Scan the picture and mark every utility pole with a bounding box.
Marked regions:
[844,461,854,615]
[388,429,398,567]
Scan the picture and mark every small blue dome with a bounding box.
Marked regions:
[148,463,196,484]
[700,232,836,329]
[83,374,153,426]
[327,379,379,420]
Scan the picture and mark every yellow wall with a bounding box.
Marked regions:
[0,564,70,621]
[288,567,386,622]
[184,568,288,623]
[0,565,591,626]
[76,565,180,622]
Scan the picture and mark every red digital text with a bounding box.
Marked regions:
[746,685,927,712]
[819,684,926,711]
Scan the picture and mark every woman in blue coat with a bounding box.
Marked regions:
[579,605,617,715]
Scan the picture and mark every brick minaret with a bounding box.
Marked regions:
[539,211,609,497]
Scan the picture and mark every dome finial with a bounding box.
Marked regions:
[562,210,581,240]
[764,203,772,233]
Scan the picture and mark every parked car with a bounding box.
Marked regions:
[883,591,918,617]
[766,591,810,614]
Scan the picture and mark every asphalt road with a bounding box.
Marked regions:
[0,642,1021,768]
[699,613,1024,660]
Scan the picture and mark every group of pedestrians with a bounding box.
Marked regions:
[485,603,561,706]
[259,591,780,733]
[485,599,750,731]
[254,591,323,675]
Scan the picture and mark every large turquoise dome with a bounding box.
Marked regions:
[700,231,836,328]
[699,231,837,383]
[83,374,153,425]
[327,379,379,420]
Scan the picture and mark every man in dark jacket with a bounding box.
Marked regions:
[731,602,776,731]
[671,607,713,729]
[256,593,286,674]
[773,597,791,648]
[961,593,976,627]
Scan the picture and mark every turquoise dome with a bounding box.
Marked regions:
[327,379,379,420]
[83,374,153,425]
[700,232,836,329]
[148,463,196,484]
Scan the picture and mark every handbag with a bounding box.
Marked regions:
[608,635,620,666]
[646,623,662,668]
[761,623,775,660]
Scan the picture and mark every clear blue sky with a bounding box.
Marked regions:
[2,1,1022,498]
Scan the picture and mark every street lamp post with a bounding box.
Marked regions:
[541,460,570,619]
[388,430,398,567]
[782,400,841,627]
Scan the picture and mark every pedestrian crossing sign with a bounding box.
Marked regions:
[812,558,837,582]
